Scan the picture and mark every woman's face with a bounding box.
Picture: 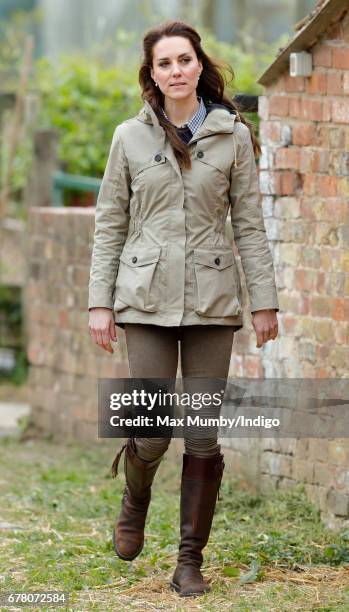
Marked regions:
[150,36,202,101]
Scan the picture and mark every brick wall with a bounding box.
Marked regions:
[231,10,349,379]
[26,207,130,442]
[225,8,349,530]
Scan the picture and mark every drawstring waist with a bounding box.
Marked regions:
[232,133,238,168]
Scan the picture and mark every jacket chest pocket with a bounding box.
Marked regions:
[131,155,167,190]
[114,246,161,313]
[193,249,242,317]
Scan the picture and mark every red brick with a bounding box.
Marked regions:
[300,98,323,121]
[300,149,312,174]
[269,95,289,117]
[284,75,305,92]
[294,269,317,291]
[275,147,300,170]
[344,297,349,321]
[322,99,332,122]
[295,294,309,315]
[273,75,286,93]
[292,122,316,146]
[283,314,297,334]
[278,171,301,195]
[335,324,349,345]
[310,296,331,317]
[327,71,343,94]
[332,99,349,124]
[259,121,281,143]
[332,298,346,321]
[313,45,332,67]
[316,271,326,293]
[328,127,345,148]
[332,46,349,69]
[303,175,316,196]
[316,367,332,378]
[321,248,340,271]
[58,309,69,328]
[344,73,349,94]
[316,175,338,197]
[323,199,347,223]
[311,149,330,173]
[73,266,90,286]
[305,72,327,95]
[317,126,330,147]
[289,96,301,118]
[317,344,330,361]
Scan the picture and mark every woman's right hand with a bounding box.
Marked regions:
[88,307,117,353]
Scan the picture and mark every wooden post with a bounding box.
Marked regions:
[24,128,59,208]
[0,36,33,286]
[0,36,33,220]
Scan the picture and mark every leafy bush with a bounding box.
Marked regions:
[34,54,141,177]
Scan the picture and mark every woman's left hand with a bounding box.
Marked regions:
[252,309,279,348]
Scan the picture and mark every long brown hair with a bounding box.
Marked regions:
[139,19,261,171]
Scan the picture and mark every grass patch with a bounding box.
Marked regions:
[0,436,348,611]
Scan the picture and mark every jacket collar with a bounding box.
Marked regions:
[136,98,239,143]
[135,98,240,178]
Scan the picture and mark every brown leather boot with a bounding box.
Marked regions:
[110,438,163,561]
[170,452,225,597]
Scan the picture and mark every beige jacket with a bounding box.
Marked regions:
[88,99,279,329]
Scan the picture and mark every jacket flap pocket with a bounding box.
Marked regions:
[194,249,234,270]
[120,246,161,267]
[195,152,228,178]
[133,155,167,178]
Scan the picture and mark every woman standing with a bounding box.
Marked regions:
[88,20,279,598]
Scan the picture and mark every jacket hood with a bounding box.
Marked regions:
[136,98,241,167]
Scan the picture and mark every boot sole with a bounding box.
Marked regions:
[170,580,210,597]
[112,528,144,561]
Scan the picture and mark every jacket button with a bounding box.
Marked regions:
[154,154,162,162]
[132,256,137,263]
[214,257,221,266]
[197,150,204,158]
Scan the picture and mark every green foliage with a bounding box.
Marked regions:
[34,54,142,178]
[0,286,21,325]
[6,348,28,385]
[0,287,27,384]
[0,6,42,89]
